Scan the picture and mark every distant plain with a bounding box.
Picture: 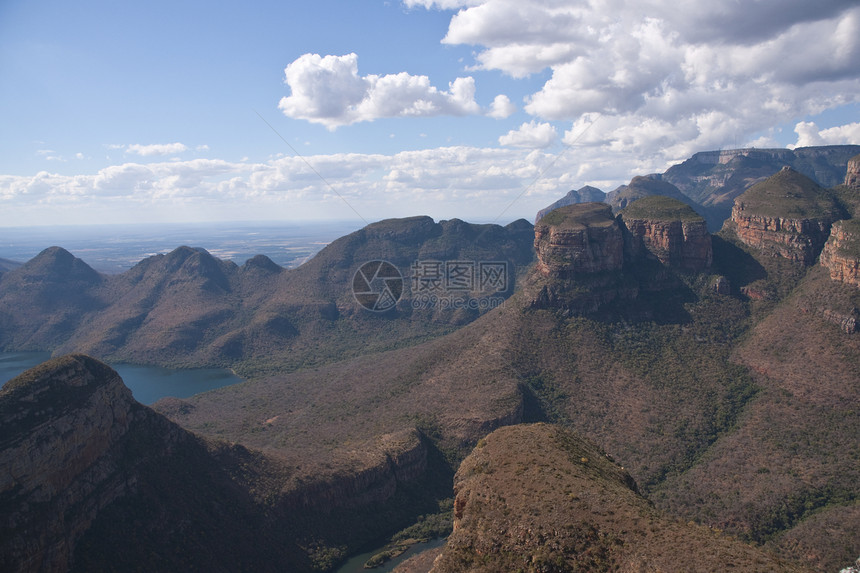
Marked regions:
[0,220,363,273]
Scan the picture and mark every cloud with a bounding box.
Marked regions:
[791,121,860,148]
[402,0,482,9]
[0,145,656,225]
[499,121,557,148]
[126,143,189,156]
[278,53,482,129]
[426,0,860,164]
[488,94,516,119]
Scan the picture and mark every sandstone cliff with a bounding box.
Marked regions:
[0,355,139,573]
[664,145,860,206]
[846,153,860,188]
[730,167,843,265]
[530,198,715,314]
[820,219,860,288]
[534,203,623,278]
[428,424,810,573]
[620,195,712,271]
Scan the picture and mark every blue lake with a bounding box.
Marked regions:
[0,351,242,405]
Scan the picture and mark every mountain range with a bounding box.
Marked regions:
[2,146,860,572]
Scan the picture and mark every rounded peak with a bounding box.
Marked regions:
[736,167,841,219]
[21,247,100,282]
[37,245,74,260]
[620,195,704,222]
[505,218,534,231]
[166,245,212,260]
[242,254,282,274]
[536,202,615,230]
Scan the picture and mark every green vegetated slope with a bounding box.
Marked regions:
[734,167,845,220]
[620,194,706,222]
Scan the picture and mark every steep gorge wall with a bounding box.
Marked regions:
[534,204,623,278]
[0,356,160,572]
[820,220,860,288]
[731,208,834,265]
[846,154,860,188]
[623,218,712,271]
[729,167,843,265]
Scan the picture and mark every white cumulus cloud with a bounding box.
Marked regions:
[791,121,860,148]
[488,94,516,119]
[499,121,557,148]
[418,0,860,167]
[126,143,189,156]
[278,53,483,129]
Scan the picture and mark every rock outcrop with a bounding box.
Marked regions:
[534,203,623,278]
[429,424,809,573]
[620,195,712,271]
[0,355,153,572]
[820,219,860,288]
[846,154,860,188]
[534,185,605,224]
[730,167,843,265]
[530,198,717,313]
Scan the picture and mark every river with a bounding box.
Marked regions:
[0,351,242,404]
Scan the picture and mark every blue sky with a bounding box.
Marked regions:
[1,0,859,226]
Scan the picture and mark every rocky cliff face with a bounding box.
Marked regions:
[730,167,843,265]
[534,203,623,278]
[846,154,860,188]
[278,429,429,513]
[820,219,860,288]
[0,355,152,572]
[732,212,833,265]
[664,145,860,205]
[531,198,714,313]
[620,196,712,271]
